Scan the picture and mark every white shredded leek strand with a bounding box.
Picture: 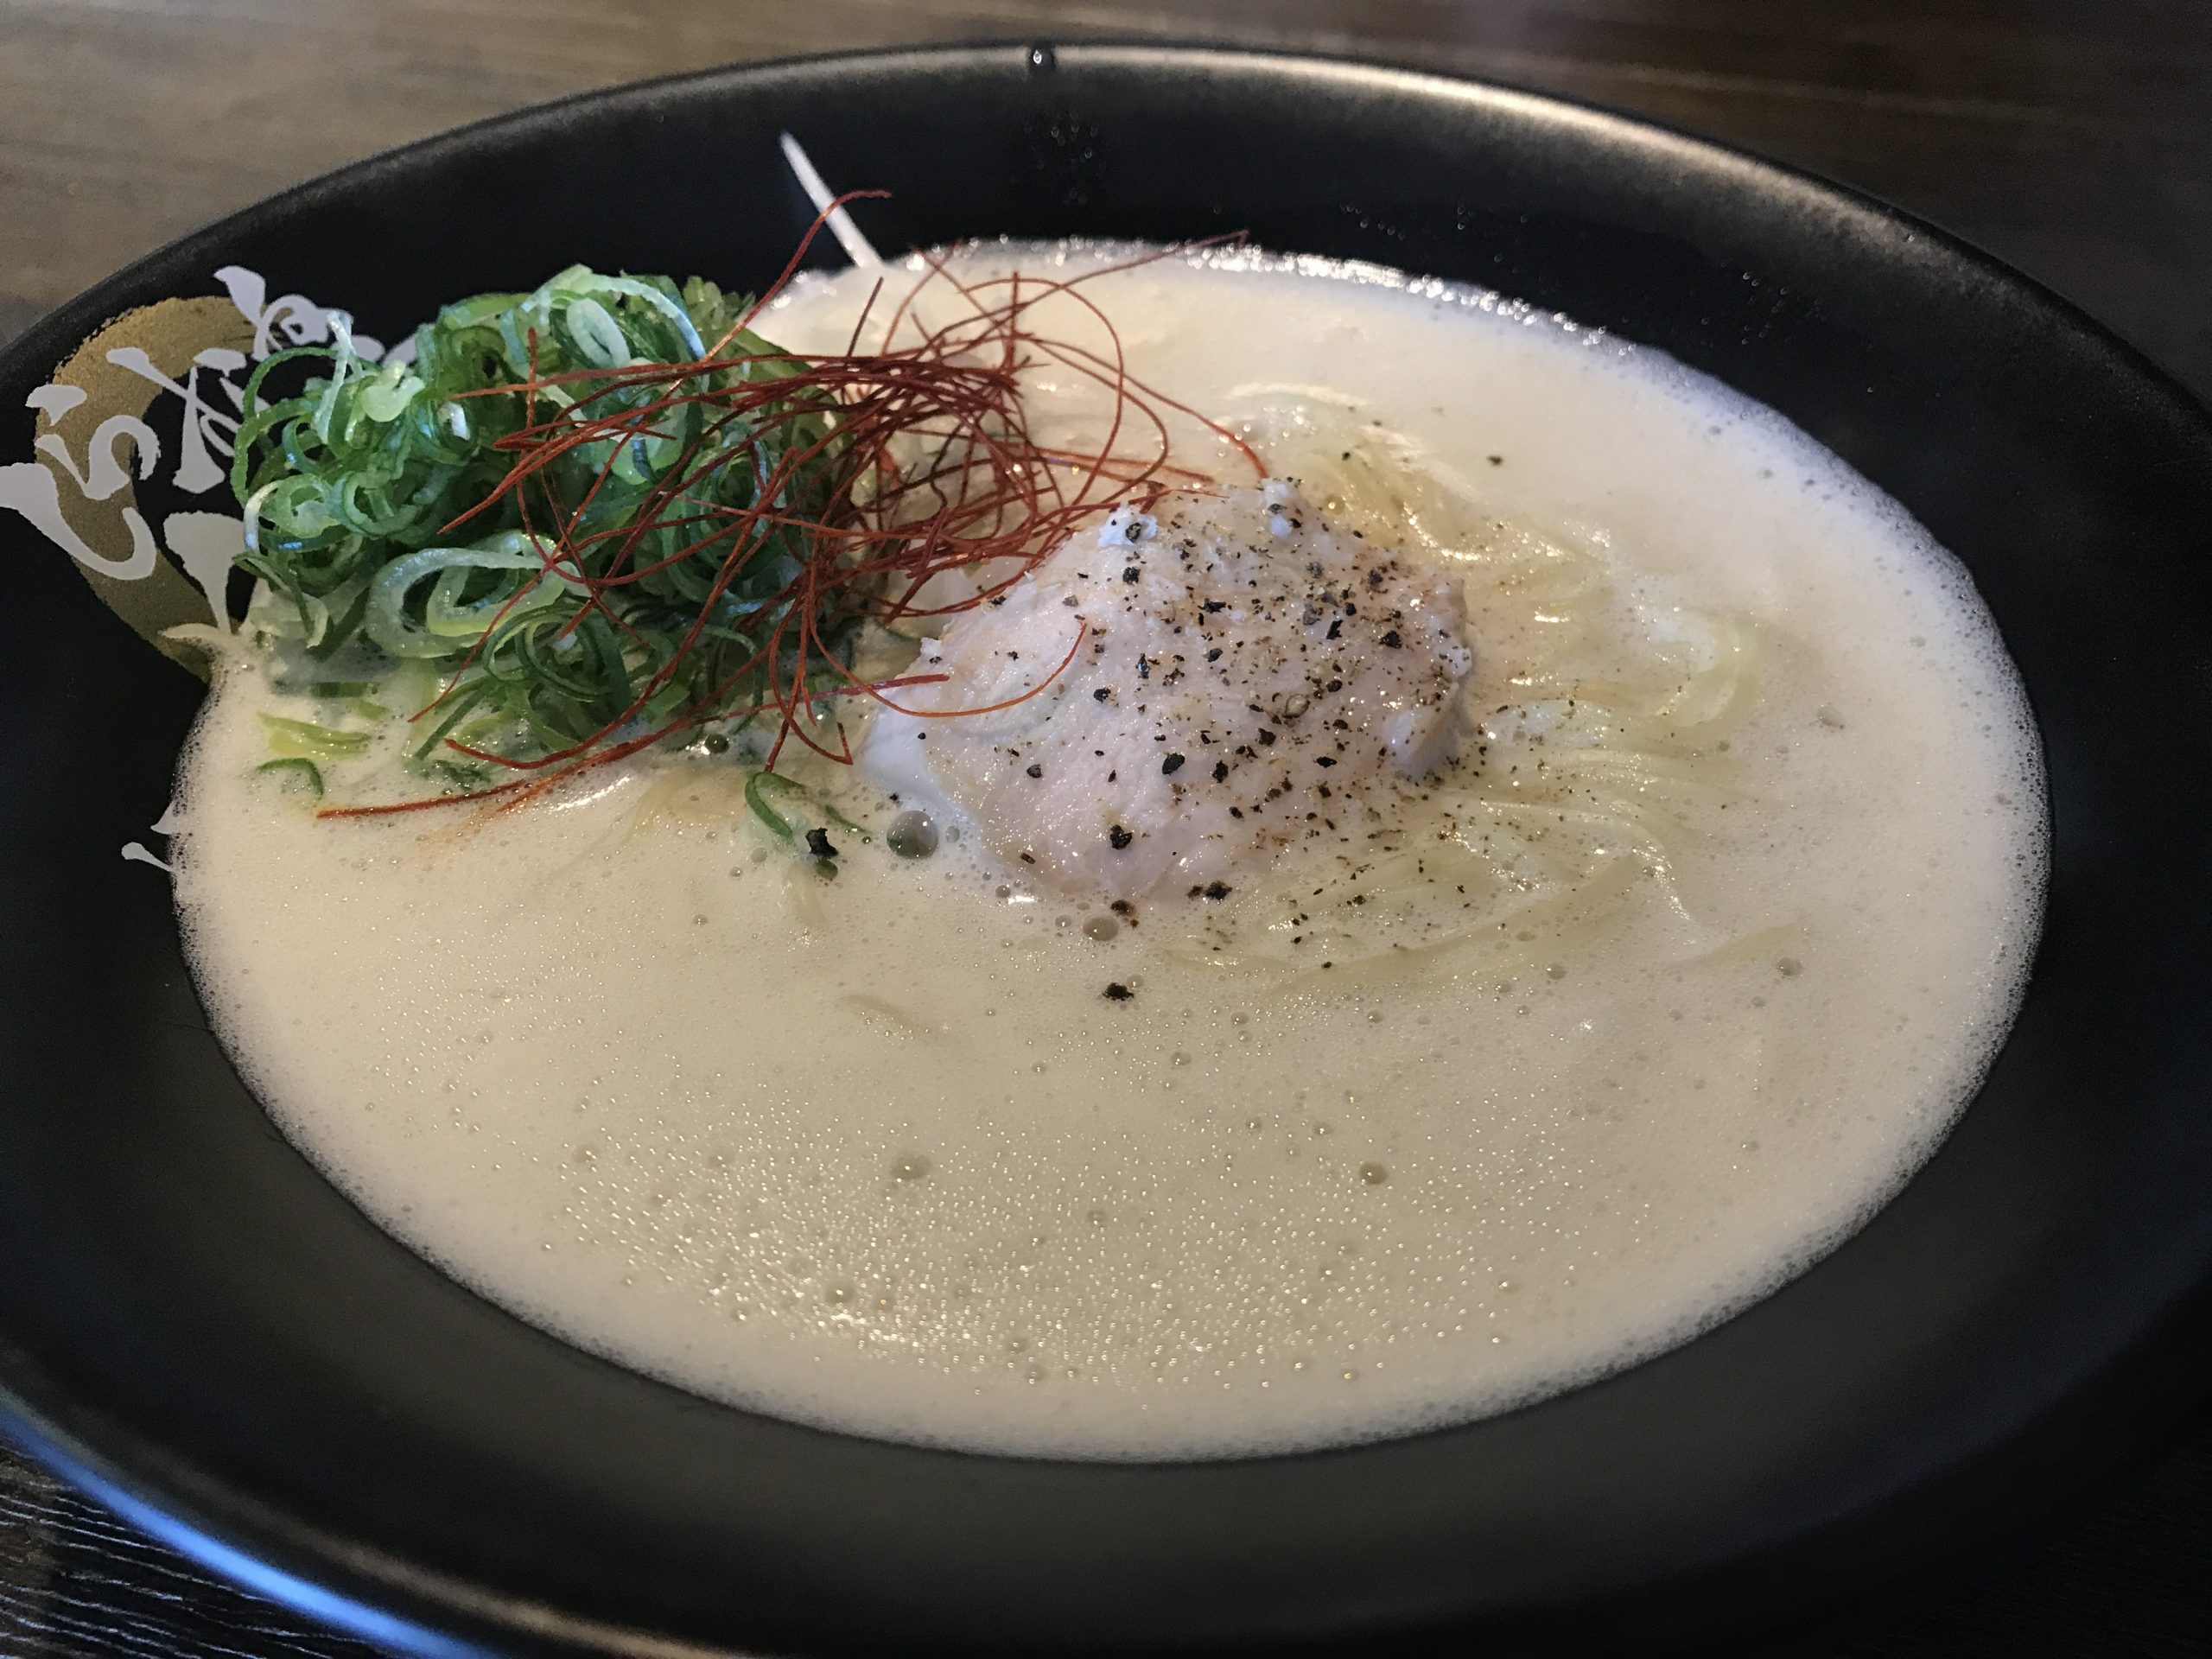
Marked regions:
[779,131,883,269]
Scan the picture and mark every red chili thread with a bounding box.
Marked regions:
[321,213,1263,821]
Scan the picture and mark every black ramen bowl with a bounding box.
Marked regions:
[3,41,2210,1658]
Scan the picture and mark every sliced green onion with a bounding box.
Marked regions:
[226,263,855,792]
[365,535,566,658]
[254,757,325,798]
[259,714,372,760]
[745,769,808,842]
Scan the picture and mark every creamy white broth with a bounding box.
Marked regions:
[172,245,2044,1459]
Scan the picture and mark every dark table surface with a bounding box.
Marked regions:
[3,2,2209,1654]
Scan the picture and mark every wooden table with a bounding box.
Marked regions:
[3,3,2208,1653]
